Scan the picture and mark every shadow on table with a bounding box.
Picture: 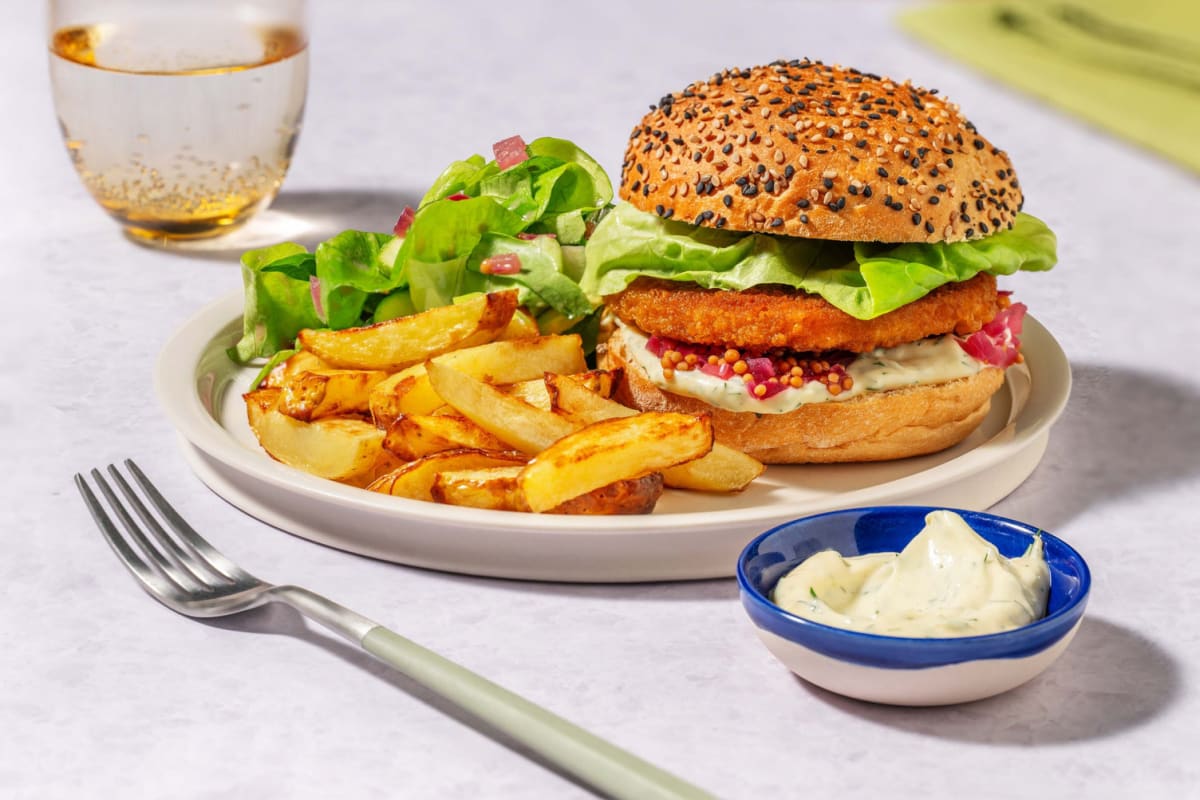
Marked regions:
[129,188,419,262]
[803,617,1180,744]
[201,602,603,794]
[997,362,1200,531]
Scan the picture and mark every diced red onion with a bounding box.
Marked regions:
[517,232,556,240]
[447,193,470,201]
[746,357,775,382]
[392,206,415,236]
[480,253,522,275]
[493,135,529,170]
[309,276,326,323]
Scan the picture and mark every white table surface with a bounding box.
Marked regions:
[5,1,1198,797]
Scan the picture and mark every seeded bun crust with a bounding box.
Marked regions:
[623,59,1023,243]
[602,330,1006,464]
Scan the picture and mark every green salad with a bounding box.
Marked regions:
[231,136,613,364]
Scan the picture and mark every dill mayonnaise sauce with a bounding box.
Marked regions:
[772,510,1050,637]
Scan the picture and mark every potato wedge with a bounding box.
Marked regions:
[549,473,664,515]
[431,468,664,514]
[500,378,553,411]
[519,412,713,513]
[368,334,587,424]
[546,374,764,492]
[425,360,577,455]
[367,449,527,502]
[278,369,388,422]
[369,364,443,427]
[245,389,384,485]
[262,349,331,389]
[383,414,509,460]
[298,290,518,371]
[430,466,526,511]
[497,308,540,340]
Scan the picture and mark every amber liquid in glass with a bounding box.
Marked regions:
[50,21,308,241]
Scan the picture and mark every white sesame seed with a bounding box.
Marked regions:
[798,154,809,168]
[821,168,838,178]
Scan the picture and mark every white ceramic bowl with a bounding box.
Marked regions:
[737,506,1091,706]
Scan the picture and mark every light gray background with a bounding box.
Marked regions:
[4,1,1198,797]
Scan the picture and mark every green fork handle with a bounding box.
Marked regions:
[362,627,713,800]
[276,586,712,799]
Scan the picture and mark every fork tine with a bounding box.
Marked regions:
[74,472,179,600]
[124,459,255,583]
[105,465,225,588]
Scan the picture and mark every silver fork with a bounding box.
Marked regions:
[75,460,711,800]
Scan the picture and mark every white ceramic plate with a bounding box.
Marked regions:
[156,291,1071,583]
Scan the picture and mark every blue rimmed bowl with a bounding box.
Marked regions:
[737,506,1091,706]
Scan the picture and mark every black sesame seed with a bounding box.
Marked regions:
[800,214,809,223]
[655,204,665,215]
[925,221,935,234]
[848,185,859,196]
[723,194,733,208]
[631,180,641,192]
[965,227,975,238]
[663,208,673,219]
[692,152,702,162]
[929,196,940,205]
[877,167,889,178]
[930,167,940,177]
[863,185,873,198]
[735,176,748,186]
[836,196,846,210]
[941,147,954,155]
[856,139,867,149]
[976,199,985,211]
[742,184,758,197]
[891,202,903,211]
[946,158,954,167]
[936,184,947,192]
[765,179,776,193]
[992,217,1001,227]
[868,112,882,120]
[896,176,908,186]
[796,199,810,209]
[722,144,733,155]
[784,165,795,179]
[769,217,784,228]
[822,177,833,190]
[911,212,922,225]
[715,216,727,228]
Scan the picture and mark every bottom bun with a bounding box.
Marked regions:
[601,334,1006,464]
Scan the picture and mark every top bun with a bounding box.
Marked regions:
[621,60,1023,243]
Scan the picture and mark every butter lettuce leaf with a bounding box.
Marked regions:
[232,242,322,362]
[582,203,1056,320]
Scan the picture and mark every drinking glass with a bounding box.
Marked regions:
[48,0,308,246]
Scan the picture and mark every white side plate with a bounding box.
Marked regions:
[156,291,1071,583]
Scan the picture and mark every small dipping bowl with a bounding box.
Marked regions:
[737,506,1091,706]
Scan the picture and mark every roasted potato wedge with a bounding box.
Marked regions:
[518,412,713,513]
[278,369,388,422]
[383,414,509,460]
[430,466,525,511]
[431,468,664,514]
[244,388,384,485]
[500,378,553,411]
[497,308,540,340]
[367,449,527,502]
[262,349,331,389]
[368,334,587,424]
[546,374,764,492]
[548,473,664,515]
[425,361,577,454]
[298,290,518,371]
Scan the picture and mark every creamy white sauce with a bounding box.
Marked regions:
[615,323,987,414]
[772,510,1051,638]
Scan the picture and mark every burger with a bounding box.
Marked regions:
[581,59,1057,463]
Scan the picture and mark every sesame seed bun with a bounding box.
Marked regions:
[601,328,1006,464]
[623,59,1023,243]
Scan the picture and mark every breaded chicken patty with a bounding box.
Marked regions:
[604,273,1005,354]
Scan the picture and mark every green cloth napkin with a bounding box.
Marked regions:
[898,1,1200,174]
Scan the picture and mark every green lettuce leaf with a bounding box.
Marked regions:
[581,203,1056,320]
[232,242,322,362]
